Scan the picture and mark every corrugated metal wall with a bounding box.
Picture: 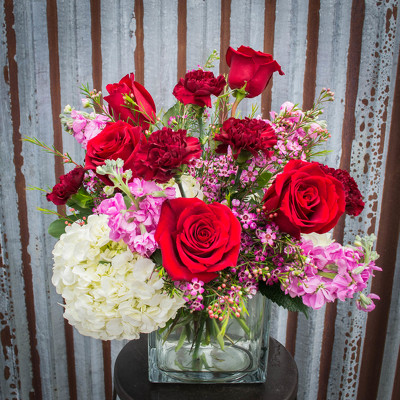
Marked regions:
[0,0,399,399]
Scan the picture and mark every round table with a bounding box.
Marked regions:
[113,335,298,400]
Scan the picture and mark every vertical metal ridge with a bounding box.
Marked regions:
[5,0,42,398]
[90,0,102,91]
[317,302,337,399]
[338,0,364,173]
[63,322,77,400]
[317,1,364,397]
[46,1,77,399]
[285,311,297,357]
[323,2,364,398]
[90,3,112,398]
[285,0,321,360]
[261,0,276,117]
[219,0,231,76]
[102,341,112,400]
[302,0,320,110]
[134,0,144,84]
[357,43,400,400]
[177,0,187,80]
[0,243,21,396]
[333,0,365,246]
[391,343,400,400]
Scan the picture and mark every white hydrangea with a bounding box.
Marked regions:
[52,214,185,340]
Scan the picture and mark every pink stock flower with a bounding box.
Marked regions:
[96,181,176,257]
[301,277,335,309]
[356,293,380,312]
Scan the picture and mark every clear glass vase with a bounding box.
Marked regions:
[148,294,271,383]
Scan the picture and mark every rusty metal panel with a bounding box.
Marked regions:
[327,1,399,399]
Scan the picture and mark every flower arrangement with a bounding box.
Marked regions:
[27,45,380,349]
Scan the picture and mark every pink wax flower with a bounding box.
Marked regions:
[188,278,205,296]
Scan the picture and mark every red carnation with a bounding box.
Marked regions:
[134,127,202,183]
[318,164,365,216]
[173,70,226,108]
[46,166,85,206]
[215,117,277,160]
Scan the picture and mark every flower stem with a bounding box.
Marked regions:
[230,90,246,118]
[197,114,205,144]
[234,166,243,186]
[175,177,187,198]
[231,98,240,118]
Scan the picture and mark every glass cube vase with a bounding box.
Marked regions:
[148,294,271,383]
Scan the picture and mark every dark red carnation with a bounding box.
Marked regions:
[318,164,365,216]
[214,117,277,159]
[46,166,85,206]
[134,127,202,183]
[226,46,284,98]
[155,198,242,282]
[104,73,156,129]
[262,160,346,239]
[85,120,146,185]
[173,70,226,108]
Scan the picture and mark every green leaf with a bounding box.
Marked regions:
[258,282,309,318]
[256,170,273,189]
[162,103,183,126]
[150,249,163,266]
[48,211,89,239]
[67,187,94,211]
[48,219,70,239]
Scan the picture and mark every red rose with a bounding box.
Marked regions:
[134,127,202,183]
[173,70,226,108]
[46,166,85,205]
[215,117,277,159]
[262,160,345,239]
[318,164,365,216]
[155,198,242,282]
[85,120,146,184]
[226,46,284,98]
[104,73,156,129]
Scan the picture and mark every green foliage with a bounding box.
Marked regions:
[151,249,163,266]
[162,103,183,126]
[48,218,74,239]
[67,187,94,211]
[258,281,309,318]
[47,189,94,239]
[256,170,273,189]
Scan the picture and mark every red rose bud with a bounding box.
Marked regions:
[46,166,85,206]
[318,164,365,216]
[262,160,346,239]
[155,198,242,283]
[133,127,202,183]
[226,46,284,98]
[85,120,146,185]
[173,70,226,108]
[215,117,277,160]
[104,73,156,129]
